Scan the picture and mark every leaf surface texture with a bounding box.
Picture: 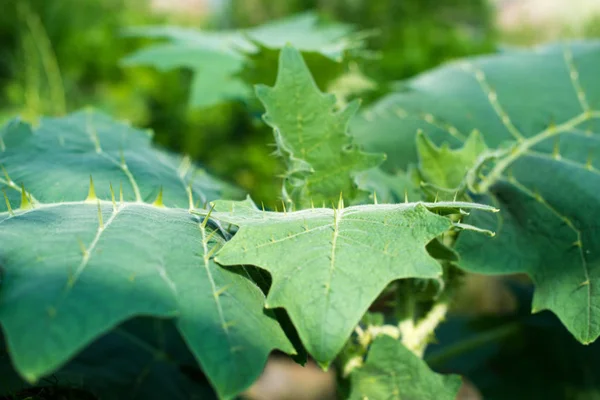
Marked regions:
[0,112,291,399]
[209,198,494,363]
[354,41,600,343]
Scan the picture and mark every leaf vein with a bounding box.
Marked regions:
[562,44,590,113]
[464,62,524,141]
[198,221,234,349]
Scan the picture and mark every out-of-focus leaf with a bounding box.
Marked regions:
[349,335,461,400]
[123,12,365,108]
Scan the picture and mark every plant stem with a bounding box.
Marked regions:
[400,302,449,357]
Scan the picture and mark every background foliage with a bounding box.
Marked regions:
[0,0,496,209]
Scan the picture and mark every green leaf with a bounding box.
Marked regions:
[1,318,217,399]
[256,46,383,208]
[349,335,461,400]
[0,201,293,399]
[205,198,495,364]
[244,12,359,62]
[355,40,600,344]
[123,12,363,108]
[416,129,487,191]
[0,112,291,399]
[0,109,240,212]
[121,45,251,108]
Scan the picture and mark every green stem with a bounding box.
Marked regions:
[401,301,448,358]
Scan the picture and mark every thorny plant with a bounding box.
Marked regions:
[1,15,600,400]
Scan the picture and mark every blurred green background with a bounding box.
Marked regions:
[1,0,598,207]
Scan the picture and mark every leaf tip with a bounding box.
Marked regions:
[22,371,39,385]
[316,360,331,371]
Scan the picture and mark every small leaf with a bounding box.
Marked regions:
[349,335,461,400]
[256,46,383,208]
[417,129,486,191]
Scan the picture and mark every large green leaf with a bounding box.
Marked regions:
[0,112,292,399]
[0,199,294,399]
[0,109,239,212]
[206,198,494,365]
[1,318,216,399]
[123,13,363,108]
[354,41,600,344]
[256,46,383,208]
[349,335,461,400]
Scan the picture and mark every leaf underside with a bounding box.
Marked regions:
[355,40,600,344]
